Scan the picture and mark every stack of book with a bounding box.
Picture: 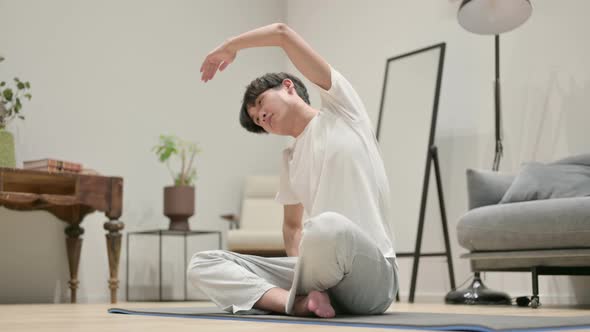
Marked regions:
[23,158,83,173]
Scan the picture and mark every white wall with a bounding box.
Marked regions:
[286,0,590,304]
[0,0,287,303]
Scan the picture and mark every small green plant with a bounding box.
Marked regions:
[0,57,32,129]
[153,135,201,186]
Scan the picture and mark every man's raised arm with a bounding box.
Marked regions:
[200,23,331,90]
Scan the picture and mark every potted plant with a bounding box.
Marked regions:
[153,134,201,231]
[0,56,32,168]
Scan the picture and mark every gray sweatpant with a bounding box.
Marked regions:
[187,211,399,315]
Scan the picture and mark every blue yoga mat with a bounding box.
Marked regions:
[109,306,590,332]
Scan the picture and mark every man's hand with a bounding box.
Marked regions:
[200,41,236,83]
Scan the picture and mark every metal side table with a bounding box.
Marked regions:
[126,229,222,301]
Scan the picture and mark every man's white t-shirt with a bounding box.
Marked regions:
[276,66,396,258]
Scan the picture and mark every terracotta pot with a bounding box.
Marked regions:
[163,185,195,231]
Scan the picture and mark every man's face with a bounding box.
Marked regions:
[247,79,295,135]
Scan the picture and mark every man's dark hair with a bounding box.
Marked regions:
[240,72,310,133]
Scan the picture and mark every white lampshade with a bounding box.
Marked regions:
[458,0,532,35]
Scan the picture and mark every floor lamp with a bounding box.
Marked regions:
[445,0,533,305]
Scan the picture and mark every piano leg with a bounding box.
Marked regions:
[104,218,124,304]
[65,224,84,303]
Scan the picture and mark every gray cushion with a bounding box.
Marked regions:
[466,169,515,209]
[499,161,590,204]
[553,153,590,166]
[458,197,590,251]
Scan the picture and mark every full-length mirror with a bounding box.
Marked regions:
[376,43,453,302]
[376,43,445,254]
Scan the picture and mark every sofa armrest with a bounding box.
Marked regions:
[466,168,515,210]
[220,213,240,230]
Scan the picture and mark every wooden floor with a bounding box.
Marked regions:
[1,301,589,332]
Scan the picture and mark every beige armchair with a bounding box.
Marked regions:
[221,176,286,257]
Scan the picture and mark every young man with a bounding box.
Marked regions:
[188,23,398,318]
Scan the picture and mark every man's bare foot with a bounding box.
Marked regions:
[293,291,335,318]
[307,291,336,318]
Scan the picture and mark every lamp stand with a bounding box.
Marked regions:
[445,35,511,305]
[445,272,511,305]
[492,34,503,172]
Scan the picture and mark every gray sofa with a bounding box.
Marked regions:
[457,163,590,308]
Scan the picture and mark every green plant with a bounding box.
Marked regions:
[0,56,32,129]
[153,134,201,186]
